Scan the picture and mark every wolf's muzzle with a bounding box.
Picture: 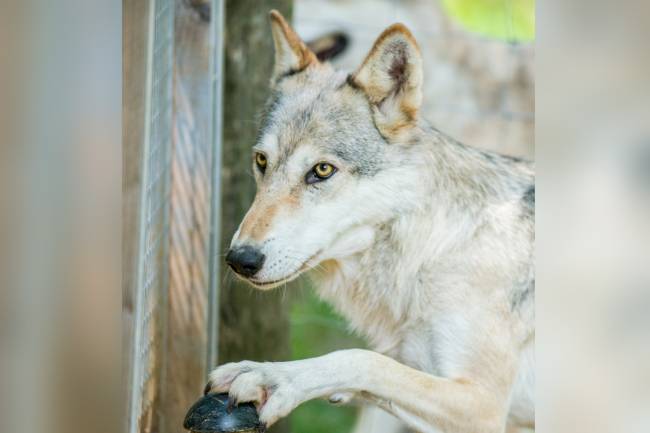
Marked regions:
[225,245,266,278]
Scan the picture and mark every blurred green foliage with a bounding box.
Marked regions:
[442,0,535,41]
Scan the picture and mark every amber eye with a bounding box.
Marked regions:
[255,152,267,173]
[306,162,337,184]
[314,162,334,178]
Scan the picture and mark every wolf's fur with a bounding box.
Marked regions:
[207,11,535,433]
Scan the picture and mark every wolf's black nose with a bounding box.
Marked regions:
[225,246,265,278]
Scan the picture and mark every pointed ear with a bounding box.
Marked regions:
[350,24,423,138]
[269,10,318,81]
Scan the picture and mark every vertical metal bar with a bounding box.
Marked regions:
[157,3,174,432]
[206,0,225,372]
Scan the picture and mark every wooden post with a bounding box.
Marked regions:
[122,1,151,432]
[218,1,293,431]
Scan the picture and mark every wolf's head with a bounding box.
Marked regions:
[226,10,425,289]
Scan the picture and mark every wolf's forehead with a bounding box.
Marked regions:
[261,93,342,151]
[256,70,385,175]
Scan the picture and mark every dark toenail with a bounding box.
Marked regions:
[226,396,236,413]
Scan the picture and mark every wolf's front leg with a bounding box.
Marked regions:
[205,349,515,433]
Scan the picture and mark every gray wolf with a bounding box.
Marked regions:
[205,10,535,433]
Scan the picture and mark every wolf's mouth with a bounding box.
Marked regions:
[245,250,322,289]
[247,272,301,289]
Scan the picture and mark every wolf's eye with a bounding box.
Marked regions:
[255,152,267,173]
[306,162,337,184]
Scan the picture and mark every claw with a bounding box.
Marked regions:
[328,392,353,405]
[226,396,237,413]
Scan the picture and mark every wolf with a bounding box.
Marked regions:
[205,10,534,433]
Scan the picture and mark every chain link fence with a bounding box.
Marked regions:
[128,0,174,432]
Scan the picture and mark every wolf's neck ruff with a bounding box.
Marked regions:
[309,127,534,359]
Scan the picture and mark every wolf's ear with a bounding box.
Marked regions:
[269,10,318,81]
[350,24,423,139]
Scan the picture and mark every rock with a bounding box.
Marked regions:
[183,393,263,433]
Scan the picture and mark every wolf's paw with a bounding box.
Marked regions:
[204,361,300,427]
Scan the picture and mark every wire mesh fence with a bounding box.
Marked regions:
[128,0,174,432]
